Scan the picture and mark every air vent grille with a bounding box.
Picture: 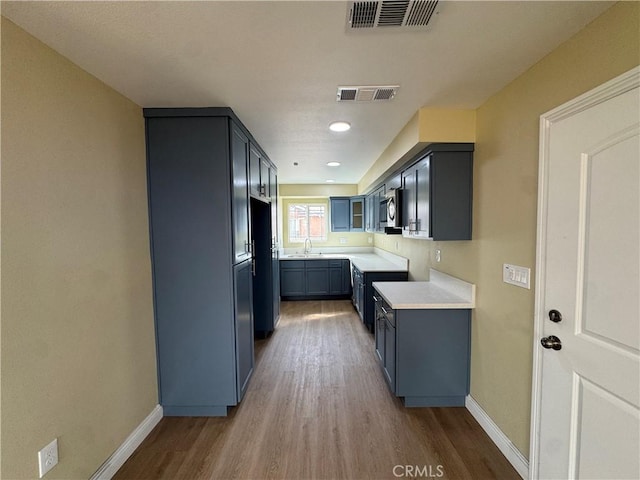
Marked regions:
[336,85,399,102]
[348,0,439,30]
[374,88,396,100]
[351,1,377,28]
[339,89,358,101]
[378,1,409,27]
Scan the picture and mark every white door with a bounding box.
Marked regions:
[531,67,640,480]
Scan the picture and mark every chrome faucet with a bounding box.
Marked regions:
[303,238,312,255]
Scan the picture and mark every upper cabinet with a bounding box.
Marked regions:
[402,144,473,240]
[350,196,365,232]
[366,185,386,233]
[249,143,274,202]
[330,197,351,232]
[231,126,251,263]
[330,196,366,232]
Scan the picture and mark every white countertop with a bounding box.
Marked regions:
[372,269,476,309]
[280,248,408,273]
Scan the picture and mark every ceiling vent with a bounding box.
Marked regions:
[347,0,439,30]
[337,85,400,102]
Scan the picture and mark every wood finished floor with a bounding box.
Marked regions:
[114,300,520,480]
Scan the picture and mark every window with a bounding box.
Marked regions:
[288,203,327,243]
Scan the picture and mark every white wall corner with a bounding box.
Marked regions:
[466,396,529,479]
[90,404,163,480]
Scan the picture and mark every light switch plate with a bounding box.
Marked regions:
[503,264,531,289]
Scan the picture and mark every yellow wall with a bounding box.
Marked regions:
[279,183,358,197]
[357,108,476,193]
[368,1,639,458]
[1,18,158,479]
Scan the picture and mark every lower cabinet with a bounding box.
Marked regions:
[353,266,408,332]
[374,289,471,407]
[234,260,254,401]
[281,259,351,299]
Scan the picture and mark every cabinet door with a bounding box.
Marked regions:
[415,157,430,237]
[342,260,352,294]
[329,267,343,294]
[231,125,251,262]
[280,268,305,296]
[401,168,416,234]
[383,318,396,391]
[330,197,351,232]
[260,157,270,199]
[374,297,384,362]
[430,152,473,240]
[365,194,372,232]
[270,170,280,321]
[234,260,254,402]
[350,196,365,232]
[306,267,330,295]
[249,144,262,198]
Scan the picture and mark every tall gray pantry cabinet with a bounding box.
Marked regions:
[144,108,276,416]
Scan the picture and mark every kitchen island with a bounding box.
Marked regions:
[373,269,475,407]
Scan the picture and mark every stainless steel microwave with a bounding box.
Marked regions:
[385,188,402,228]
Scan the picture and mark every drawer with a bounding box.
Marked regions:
[329,259,345,268]
[305,259,330,268]
[280,260,305,269]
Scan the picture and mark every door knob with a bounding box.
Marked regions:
[541,335,562,350]
[548,309,562,323]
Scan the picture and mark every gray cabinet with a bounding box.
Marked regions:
[329,259,350,295]
[306,264,330,295]
[280,262,306,296]
[231,126,251,263]
[269,168,281,327]
[373,289,471,407]
[330,196,367,232]
[366,185,386,233]
[402,145,473,240]
[281,259,351,299]
[352,265,408,332]
[330,197,351,232]
[144,107,273,416]
[249,143,271,201]
[350,196,365,232]
[234,260,254,400]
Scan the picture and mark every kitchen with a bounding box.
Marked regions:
[1,2,638,480]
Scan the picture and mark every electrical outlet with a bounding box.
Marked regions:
[38,438,58,478]
[339,237,347,244]
[435,249,441,262]
[503,263,531,289]
[367,236,372,244]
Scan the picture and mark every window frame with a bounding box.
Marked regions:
[287,202,328,243]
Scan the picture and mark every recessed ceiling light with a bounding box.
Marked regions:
[329,121,351,132]
[327,162,341,167]
[326,179,336,183]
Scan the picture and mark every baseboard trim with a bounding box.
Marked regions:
[465,396,528,479]
[90,404,163,480]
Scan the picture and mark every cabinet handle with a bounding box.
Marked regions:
[259,184,266,196]
[381,305,389,315]
[373,295,380,302]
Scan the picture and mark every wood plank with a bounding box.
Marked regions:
[114,300,520,479]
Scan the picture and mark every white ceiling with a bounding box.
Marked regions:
[2,1,612,185]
